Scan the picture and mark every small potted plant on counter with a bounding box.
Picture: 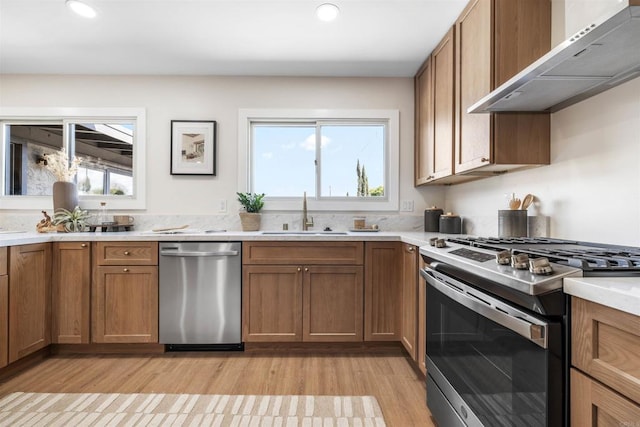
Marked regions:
[237,192,265,231]
[53,206,91,232]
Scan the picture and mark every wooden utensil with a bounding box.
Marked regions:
[152,224,189,232]
[509,198,521,210]
[521,194,534,210]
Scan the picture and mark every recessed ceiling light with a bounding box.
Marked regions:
[66,0,97,18]
[316,3,340,22]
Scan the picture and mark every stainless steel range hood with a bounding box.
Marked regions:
[468,2,640,113]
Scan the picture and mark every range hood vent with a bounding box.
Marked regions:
[468,3,640,113]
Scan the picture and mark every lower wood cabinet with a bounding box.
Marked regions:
[364,242,401,341]
[242,265,302,342]
[52,242,91,344]
[8,243,51,363]
[571,368,640,426]
[242,242,364,343]
[417,256,427,375]
[400,244,418,359]
[303,266,363,342]
[91,242,159,344]
[0,246,7,367]
[571,297,640,425]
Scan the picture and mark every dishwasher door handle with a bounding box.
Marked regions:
[160,250,239,257]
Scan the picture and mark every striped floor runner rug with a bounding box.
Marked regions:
[0,392,386,426]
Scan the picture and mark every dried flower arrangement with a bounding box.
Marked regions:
[43,148,81,182]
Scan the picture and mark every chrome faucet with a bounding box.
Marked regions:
[302,191,314,231]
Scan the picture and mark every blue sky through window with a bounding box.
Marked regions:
[252,123,385,198]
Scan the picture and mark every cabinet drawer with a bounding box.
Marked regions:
[94,242,158,266]
[0,247,6,275]
[572,297,640,405]
[571,368,640,426]
[243,242,364,265]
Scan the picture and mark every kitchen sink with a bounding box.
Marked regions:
[261,231,348,235]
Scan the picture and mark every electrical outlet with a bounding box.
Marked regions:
[219,200,227,212]
[400,200,414,212]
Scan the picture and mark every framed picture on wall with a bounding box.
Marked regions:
[170,120,217,175]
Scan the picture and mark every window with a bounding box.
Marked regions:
[0,108,145,210]
[239,109,399,211]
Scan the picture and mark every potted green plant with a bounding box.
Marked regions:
[52,206,91,232]
[237,192,265,231]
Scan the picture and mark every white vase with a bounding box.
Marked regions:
[52,181,78,213]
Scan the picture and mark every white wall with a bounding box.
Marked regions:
[446,0,640,246]
[0,75,445,217]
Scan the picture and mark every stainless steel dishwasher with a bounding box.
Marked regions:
[159,241,243,350]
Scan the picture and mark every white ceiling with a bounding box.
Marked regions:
[0,0,468,77]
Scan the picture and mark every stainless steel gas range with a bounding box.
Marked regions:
[419,237,640,427]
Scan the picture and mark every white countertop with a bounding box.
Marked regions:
[0,229,443,247]
[564,277,640,317]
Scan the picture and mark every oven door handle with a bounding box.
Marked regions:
[421,265,549,349]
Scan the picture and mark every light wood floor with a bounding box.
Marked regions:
[0,347,436,426]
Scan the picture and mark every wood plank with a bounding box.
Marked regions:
[0,247,7,275]
[0,275,7,368]
[0,348,436,426]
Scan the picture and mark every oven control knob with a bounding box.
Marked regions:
[435,238,446,248]
[429,237,439,246]
[529,257,554,275]
[511,253,529,269]
[496,250,511,265]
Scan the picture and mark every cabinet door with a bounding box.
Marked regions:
[432,26,455,181]
[0,275,7,368]
[242,265,303,342]
[455,0,492,173]
[364,242,401,341]
[52,242,91,344]
[572,297,640,404]
[571,368,640,426]
[8,243,51,363]
[303,266,363,342]
[400,244,418,360]
[414,56,435,185]
[92,266,158,343]
[417,257,427,375]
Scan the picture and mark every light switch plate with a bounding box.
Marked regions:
[218,200,227,212]
[400,200,414,212]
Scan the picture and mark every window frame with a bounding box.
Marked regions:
[0,107,146,210]
[238,109,399,211]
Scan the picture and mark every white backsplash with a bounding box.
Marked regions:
[1,211,550,237]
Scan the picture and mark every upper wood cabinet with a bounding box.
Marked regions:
[415,27,456,185]
[416,0,551,185]
[52,242,91,344]
[8,243,51,364]
[454,0,551,176]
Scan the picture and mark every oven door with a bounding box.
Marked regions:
[422,265,563,427]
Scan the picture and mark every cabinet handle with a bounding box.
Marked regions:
[304,267,309,272]
[81,243,87,248]
[427,175,434,180]
[481,157,490,163]
[123,268,129,272]
[297,267,301,272]
[124,251,130,255]
[408,246,415,252]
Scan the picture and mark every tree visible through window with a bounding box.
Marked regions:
[251,121,386,199]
